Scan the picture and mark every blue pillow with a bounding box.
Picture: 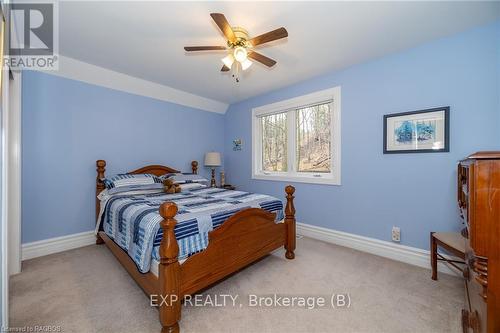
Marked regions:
[107,183,164,195]
[103,173,162,189]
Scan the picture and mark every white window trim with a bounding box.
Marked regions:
[252,86,341,186]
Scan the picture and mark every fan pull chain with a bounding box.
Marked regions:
[232,62,240,83]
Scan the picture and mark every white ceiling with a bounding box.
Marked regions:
[59,1,500,105]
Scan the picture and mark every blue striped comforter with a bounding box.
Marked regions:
[99,187,284,273]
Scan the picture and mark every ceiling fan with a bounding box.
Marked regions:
[184,13,288,80]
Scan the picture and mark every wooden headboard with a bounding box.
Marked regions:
[95,160,199,225]
[128,165,180,176]
[128,161,199,176]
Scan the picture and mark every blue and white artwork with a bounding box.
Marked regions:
[394,120,436,145]
[416,121,436,142]
[394,121,414,144]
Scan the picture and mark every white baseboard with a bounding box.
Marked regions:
[22,231,96,261]
[297,222,460,276]
[21,224,460,276]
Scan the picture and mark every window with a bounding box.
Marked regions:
[252,87,341,185]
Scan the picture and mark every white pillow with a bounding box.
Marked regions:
[160,173,209,185]
[179,183,207,191]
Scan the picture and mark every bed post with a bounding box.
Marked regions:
[285,185,296,259]
[159,202,181,333]
[191,160,198,174]
[96,160,106,245]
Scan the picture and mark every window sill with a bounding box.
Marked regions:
[252,173,341,186]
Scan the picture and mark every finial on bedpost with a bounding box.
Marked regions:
[159,202,179,264]
[95,160,107,245]
[159,202,181,333]
[285,185,296,260]
[97,159,106,178]
[191,161,198,174]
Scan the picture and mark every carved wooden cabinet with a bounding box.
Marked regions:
[458,152,500,333]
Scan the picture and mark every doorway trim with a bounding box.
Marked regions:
[7,70,21,277]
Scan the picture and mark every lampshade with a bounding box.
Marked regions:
[204,152,221,167]
[221,54,234,68]
[241,58,252,71]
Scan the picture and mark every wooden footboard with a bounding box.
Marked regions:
[179,208,285,296]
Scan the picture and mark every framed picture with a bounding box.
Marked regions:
[233,139,242,151]
[383,107,449,154]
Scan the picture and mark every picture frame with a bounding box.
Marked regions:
[383,107,449,154]
[233,139,242,151]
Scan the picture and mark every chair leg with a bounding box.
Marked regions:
[430,232,437,280]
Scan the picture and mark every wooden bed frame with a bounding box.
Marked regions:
[95,160,296,333]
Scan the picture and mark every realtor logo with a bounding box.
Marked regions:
[5,2,58,69]
[10,3,53,55]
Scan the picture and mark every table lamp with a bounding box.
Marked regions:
[204,152,221,187]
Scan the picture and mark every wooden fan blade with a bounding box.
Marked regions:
[184,46,226,51]
[221,65,230,72]
[249,27,288,47]
[210,13,236,42]
[248,51,277,67]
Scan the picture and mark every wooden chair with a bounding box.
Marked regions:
[430,231,466,280]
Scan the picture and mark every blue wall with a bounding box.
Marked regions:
[498,25,500,138]
[22,72,225,243]
[224,22,500,250]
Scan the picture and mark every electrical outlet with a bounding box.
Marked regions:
[392,227,401,242]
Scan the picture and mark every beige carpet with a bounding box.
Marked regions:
[10,237,463,333]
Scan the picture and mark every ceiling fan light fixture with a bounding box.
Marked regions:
[241,58,252,71]
[221,54,234,68]
[233,46,248,62]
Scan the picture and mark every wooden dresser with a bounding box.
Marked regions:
[458,152,500,333]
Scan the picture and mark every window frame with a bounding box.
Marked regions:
[252,86,341,185]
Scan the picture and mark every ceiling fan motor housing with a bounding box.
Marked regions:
[229,27,250,48]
